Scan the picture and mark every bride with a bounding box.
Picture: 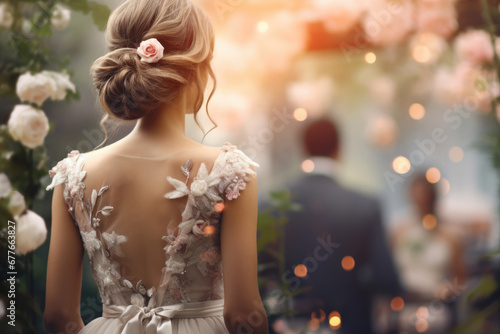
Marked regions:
[43,0,268,333]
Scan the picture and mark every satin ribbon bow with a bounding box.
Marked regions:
[103,303,186,334]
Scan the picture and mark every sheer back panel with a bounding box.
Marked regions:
[46,142,258,310]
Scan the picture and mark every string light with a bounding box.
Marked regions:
[416,319,429,333]
[308,319,320,331]
[440,178,450,195]
[293,108,308,122]
[422,214,437,230]
[302,159,315,173]
[257,21,269,33]
[409,103,426,120]
[426,167,441,184]
[311,309,326,322]
[365,52,377,64]
[391,297,405,311]
[412,45,431,63]
[329,311,341,330]
[294,264,307,278]
[449,146,464,163]
[393,156,411,174]
[341,256,355,271]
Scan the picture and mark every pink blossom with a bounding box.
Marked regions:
[362,0,414,46]
[416,2,458,39]
[454,30,494,66]
[137,38,164,63]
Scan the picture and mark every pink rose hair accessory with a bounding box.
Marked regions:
[137,38,164,63]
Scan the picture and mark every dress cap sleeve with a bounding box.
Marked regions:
[46,150,81,191]
[218,142,259,201]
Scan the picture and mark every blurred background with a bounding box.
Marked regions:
[1,0,500,333]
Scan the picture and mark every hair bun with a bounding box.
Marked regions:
[91,48,165,120]
[90,0,216,140]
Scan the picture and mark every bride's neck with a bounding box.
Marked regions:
[128,89,190,145]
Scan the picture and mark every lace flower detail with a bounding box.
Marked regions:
[166,253,186,274]
[163,234,188,256]
[164,161,222,202]
[226,176,248,200]
[130,293,145,307]
[199,247,220,266]
[102,231,127,257]
[80,230,101,259]
[191,178,208,196]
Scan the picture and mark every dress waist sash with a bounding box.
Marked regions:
[102,299,224,334]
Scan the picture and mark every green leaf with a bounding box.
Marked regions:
[88,2,111,31]
[467,274,498,303]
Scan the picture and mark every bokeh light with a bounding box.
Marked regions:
[214,203,225,213]
[367,115,399,147]
[393,156,411,174]
[307,319,320,331]
[302,159,315,173]
[449,146,464,163]
[311,309,326,322]
[294,264,307,278]
[440,178,451,195]
[391,296,405,311]
[364,52,377,64]
[409,103,426,120]
[416,318,429,333]
[329,311,341,330]
[341,256,355,271]
[426,167,441,184]
[202,225,216,235]
[416,306,429,319]
[293,108,308,122]
[412,45,432,63]
[422,214,437,230]
[257,21,269,33]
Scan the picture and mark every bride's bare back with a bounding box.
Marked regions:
[45,141,265,333]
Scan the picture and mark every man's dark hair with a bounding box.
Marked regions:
[303,118,340,157]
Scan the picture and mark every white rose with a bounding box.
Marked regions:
[15,210,47,255]
[0,173,12,198]
[454,30,494,66]
[16,72,57,106]
[41,71,76,100]
[190,179,208,196]
[0,4,13,29]
[416,2,458,39]
[51,4,71,30]
[8,191,26,217]
[8,105,50,149]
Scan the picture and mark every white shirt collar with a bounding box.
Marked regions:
[306,156,339,180]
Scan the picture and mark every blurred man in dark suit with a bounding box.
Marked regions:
[283,118,401,333]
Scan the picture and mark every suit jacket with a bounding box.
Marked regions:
[281,172,401,334]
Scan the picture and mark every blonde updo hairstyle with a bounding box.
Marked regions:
[91,0,216,147]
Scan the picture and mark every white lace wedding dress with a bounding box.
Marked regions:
[46,141,259,334]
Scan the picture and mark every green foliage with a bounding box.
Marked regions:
[257,189,303,316]
[453,2,500,333]
[0,1,111,332]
